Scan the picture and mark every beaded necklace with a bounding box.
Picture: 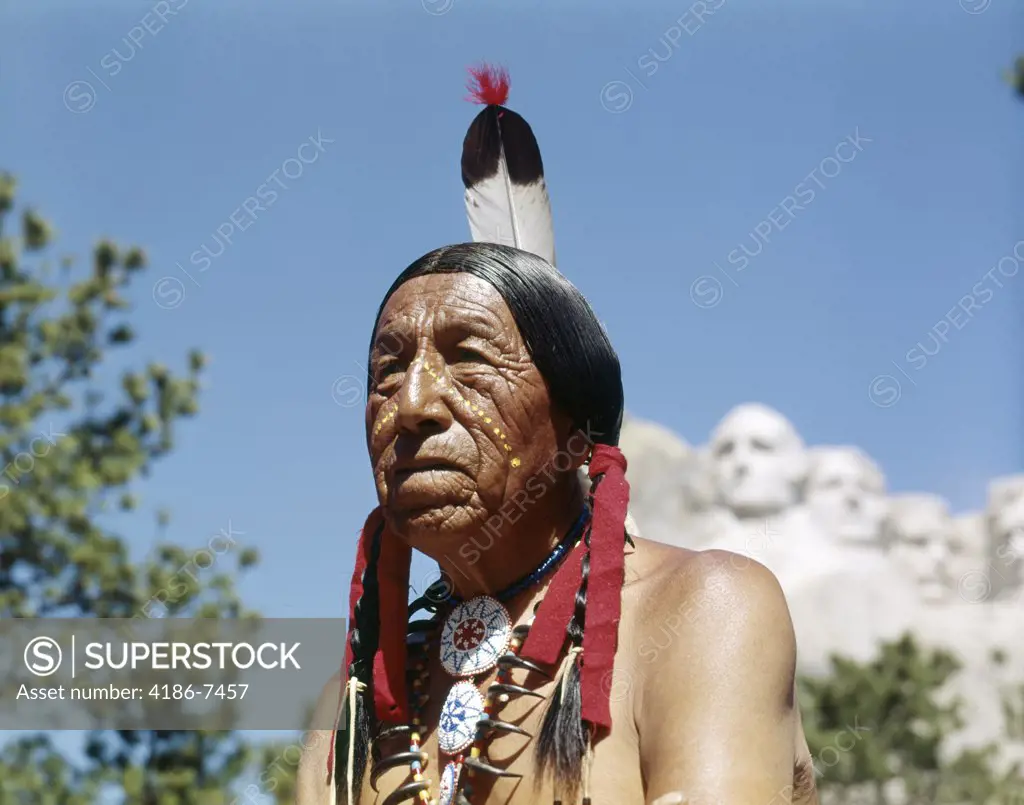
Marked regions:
[439,510,588,607]
[398,616,536,805]
[372,511,587,805]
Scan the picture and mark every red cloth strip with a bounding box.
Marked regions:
[519,540,585,665]
[373,517,412,722]
[329,508,412,784]
[343,511,380,673]
[330,513,380,782]
[580,445,629,730]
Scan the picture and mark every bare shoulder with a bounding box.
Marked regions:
[626,542,798,738]
[625,540,795,649]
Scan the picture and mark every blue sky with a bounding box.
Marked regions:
[2,0,1021,632]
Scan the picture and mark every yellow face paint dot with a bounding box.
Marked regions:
[492,427,501,435]
[504,444,512,452]
[511,457,521,468]
[484,417,492,424]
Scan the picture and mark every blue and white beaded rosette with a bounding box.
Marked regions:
[438,760,462,805]
[438,681,486,755]
[440,595,511,678]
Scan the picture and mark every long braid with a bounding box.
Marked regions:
[336,524,384,804]
[535,481,598,796]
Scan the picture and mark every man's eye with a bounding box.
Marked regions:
[457,347,487,363]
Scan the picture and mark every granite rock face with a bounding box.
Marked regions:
[620,407,1024,765]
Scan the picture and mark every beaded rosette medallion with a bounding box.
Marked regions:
[437,596,512,805]
[370,512,586,805]
[440,596,512,678]
[438,759,461,805]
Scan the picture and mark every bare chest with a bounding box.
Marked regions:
[363,636,642,805]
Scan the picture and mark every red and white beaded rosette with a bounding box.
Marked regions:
[440,595,512,678]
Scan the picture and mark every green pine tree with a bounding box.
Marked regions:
[799,633,1024,805]
[0,172,296,804]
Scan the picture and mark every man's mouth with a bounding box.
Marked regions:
[393,461,464,482]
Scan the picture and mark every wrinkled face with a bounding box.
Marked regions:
[710,408,803,517]
[887,499,952,601]
[366,273,577,546]
[805,451,887,545]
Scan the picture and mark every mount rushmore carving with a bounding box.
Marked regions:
[619,404,1024,766]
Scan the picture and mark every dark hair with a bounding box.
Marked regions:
[339,242,625,802]
[366,242,624,447]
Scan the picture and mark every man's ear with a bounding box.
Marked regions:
[566,421,592,472]
[553,411,590,471]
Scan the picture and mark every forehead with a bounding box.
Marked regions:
[811,452,862,478]
[892,500,947,526]
[715,410,786,444]
[374,273,518,341]
[990,477,1024,508]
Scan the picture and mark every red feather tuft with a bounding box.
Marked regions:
[465,63,510,107]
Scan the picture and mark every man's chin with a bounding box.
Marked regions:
[723,485,791,516]
[385,498,483,543]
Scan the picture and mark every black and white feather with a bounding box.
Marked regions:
[461,64,556,267]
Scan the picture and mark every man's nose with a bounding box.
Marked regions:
[926,541,948,563]
[394,357,453,436]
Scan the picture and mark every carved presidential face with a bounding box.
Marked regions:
[986,475,1024,590]
[709,404,806,518]
[366,273,580,547]
[804,447,887,546]
[885,494,953,602]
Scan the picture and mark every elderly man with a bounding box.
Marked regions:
[296,242,818,805]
